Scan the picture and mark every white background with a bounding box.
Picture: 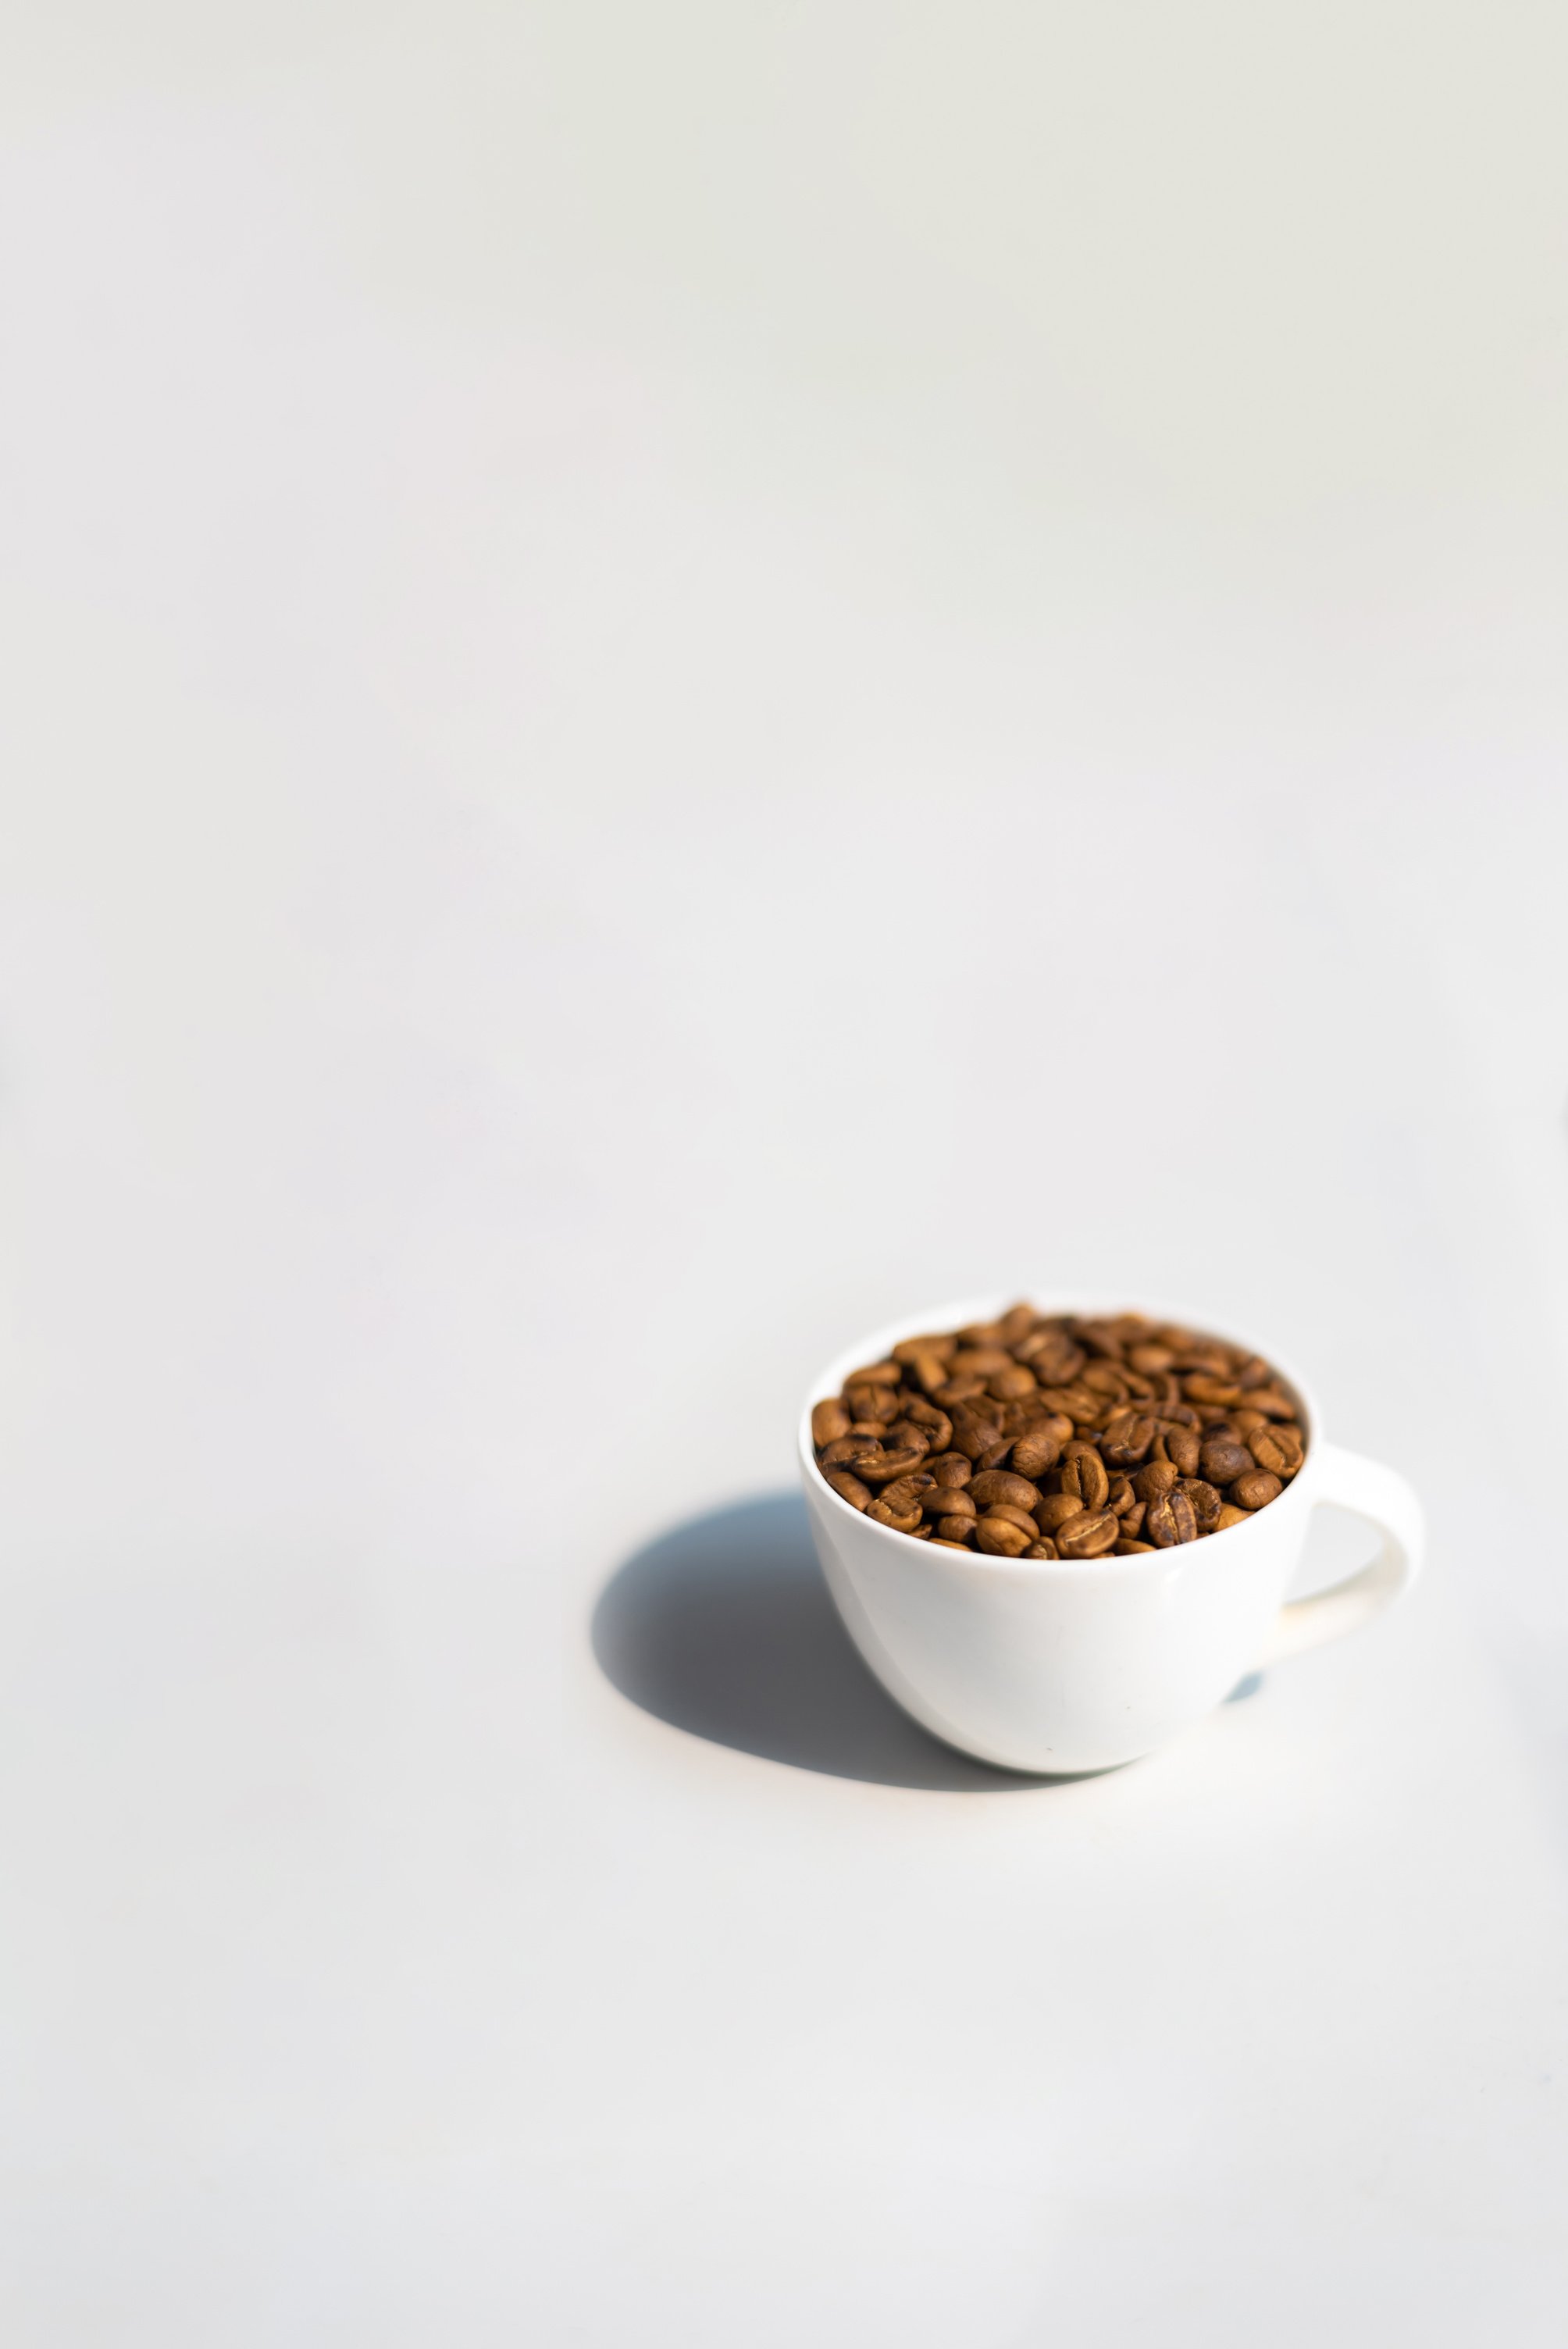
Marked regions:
[3,4,1568,2341]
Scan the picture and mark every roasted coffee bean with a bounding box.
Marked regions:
[1101,1409,1156,1467]
[975,1513,1034,1556]
[893,1335,957,1367]
[1035,1491,1086,1534]
[825,1469,873,1510]
[1164,1425,1202,1478]
[868,1498,923,1532]
[1059,1448,1110,1510]
[850,1445,928,1482]
[1249,1424,1304,1476]
[1114,1538,1155,1555]
[969,1470,1042,1512]
[812,1310,1305,1556]
[1133,1458,1179,1503]
[846,1383,902,1425]
[811,1398,851,1447]
[1199,1438,1253,1486]
[1145,1487,1198,1546]
[1011,1425,1065,1480]
[1181,1477,1223,1531]
[984,1502,1042,1538]
[1055,1508,1120,1559]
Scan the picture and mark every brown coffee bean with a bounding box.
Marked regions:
[1164,1425,1201,1478]
[952,1347,1013,1378]
[868,1498,923,1532]
[969,1469,1043,1513]
[1037,1384,1102,1425]
[846,1383,902,1425]
[1128,1344,1174,1374]
[1023,1538,1060,1559]
[1231,1469,1281,1510]
[1060,1449,1110,1510]
[936,1517,978,1544]
[1035,1491,1085,1534]
[998,1303,1038,1345]
[1010,1426,1064,1480]
[825,1469,873,1510]
[1245,1388,1298,1420]
[927,1453,973,1488]
[1213,1502,1252,1531]
[848,1360,902,1387]
[1199,1438,1253,1486]
[880,1474,934,1513]
[975,1513,1034,1557]
[818,1436,867,1468]
[1183,1374,1242,1406]
[811,1398,851,1447]
[1107,1474,1136,1517]
[988,1363,1038,1403]
[1145,1487,1198,1546]
[1114,1538,1155,1555]
[922,1483,975,1517]
[984,1502,1042,1538]
[1133,1458,1179,1503]
[1055,1508,1120,1559]
[1101,1409,1156,1467]
[1181,1477,1223,1531]
[1082,1360,1130,1399]
[935,1375,989,1406]
[893,1335,957,1367]
[931,1537,973,1549]
[850,1445,929,1483]
[1248,1424,1304,1476]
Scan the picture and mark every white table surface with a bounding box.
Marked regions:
[4,5,1568,2342]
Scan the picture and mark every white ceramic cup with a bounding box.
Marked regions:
[799,1295,1424,1774]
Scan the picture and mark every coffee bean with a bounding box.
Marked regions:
[1101,1409,1156,1467]
[1060,1449,1110,1510]
[1035,1491,1085,1534]
[1164,1425,1201,1478]
[975,1513,1035,1556]
[1248,1424,1304,1477]
[868,1498,923,1532]
[1199,1438,1253,1486]
[811,1398,851,1447]
[1181,1477,1223,1531]
[1145,1488,1198,1546]
[812,1310,1305,1556]
[1133,1458,1179,1504]
[969,1470,1042,1513]
[984,1502,1042,1538]
[1011,1425,1065,1480]
[825,1469,873,1510]
[1055,1509,1120,1559]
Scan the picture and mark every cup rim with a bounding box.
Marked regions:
[798,1291,1320,1575]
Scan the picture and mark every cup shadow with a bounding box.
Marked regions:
[591,1489,1066,1791]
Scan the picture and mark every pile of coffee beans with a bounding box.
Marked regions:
[810,1306,1306,1559]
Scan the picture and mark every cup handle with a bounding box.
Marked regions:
[1258,1443,1424,1666]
